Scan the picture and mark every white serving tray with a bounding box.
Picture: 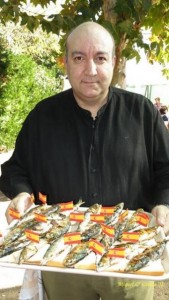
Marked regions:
[0,259,169,281]
[0,208,169,281]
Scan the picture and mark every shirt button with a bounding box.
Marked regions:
[92,193,98,198]
[91,168,96,173]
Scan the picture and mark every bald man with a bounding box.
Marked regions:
[1,22,169,300]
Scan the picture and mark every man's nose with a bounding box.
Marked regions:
[85,60,97,75]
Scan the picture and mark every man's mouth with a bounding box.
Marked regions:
[82,80,98,84]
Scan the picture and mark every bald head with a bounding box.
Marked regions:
[66,21,115,58]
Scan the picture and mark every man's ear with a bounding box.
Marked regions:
[112,56,116,67]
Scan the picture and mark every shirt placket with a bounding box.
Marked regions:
[88,118,100,204]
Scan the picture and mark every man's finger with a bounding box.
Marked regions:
[152,205,169,234]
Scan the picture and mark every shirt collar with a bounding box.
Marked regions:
[73,87,111,118]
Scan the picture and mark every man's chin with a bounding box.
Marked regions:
[80,88,101,99]
[73,88,104,102]
[81,93,101,100]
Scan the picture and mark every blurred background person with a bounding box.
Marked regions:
[160,105,169,129]
[154,97,163,110]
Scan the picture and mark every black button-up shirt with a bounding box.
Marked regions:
[1,87,169,212]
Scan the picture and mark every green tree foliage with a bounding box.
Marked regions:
[0,0,168,82]
[0,23,63,151]
[0,49,62,150]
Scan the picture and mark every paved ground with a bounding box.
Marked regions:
[154,280,169,300]
[0,286,21,299]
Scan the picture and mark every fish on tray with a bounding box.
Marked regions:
[125,241,166,272]
[63,242,91,267]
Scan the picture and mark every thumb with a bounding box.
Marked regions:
[151,205,167,226]
[6,192,32,224]
[13,193,32,215]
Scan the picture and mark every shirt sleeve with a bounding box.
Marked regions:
[152,108,169,206]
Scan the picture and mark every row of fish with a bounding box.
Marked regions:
[0,201,167,273]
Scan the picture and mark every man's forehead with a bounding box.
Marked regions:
[69,34,112,46]
[68,37,113,55]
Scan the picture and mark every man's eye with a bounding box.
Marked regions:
[74,56,84,63]
[96,57,107,63]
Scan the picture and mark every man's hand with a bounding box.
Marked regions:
[5,192,33,224]
[151,205,169,235]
